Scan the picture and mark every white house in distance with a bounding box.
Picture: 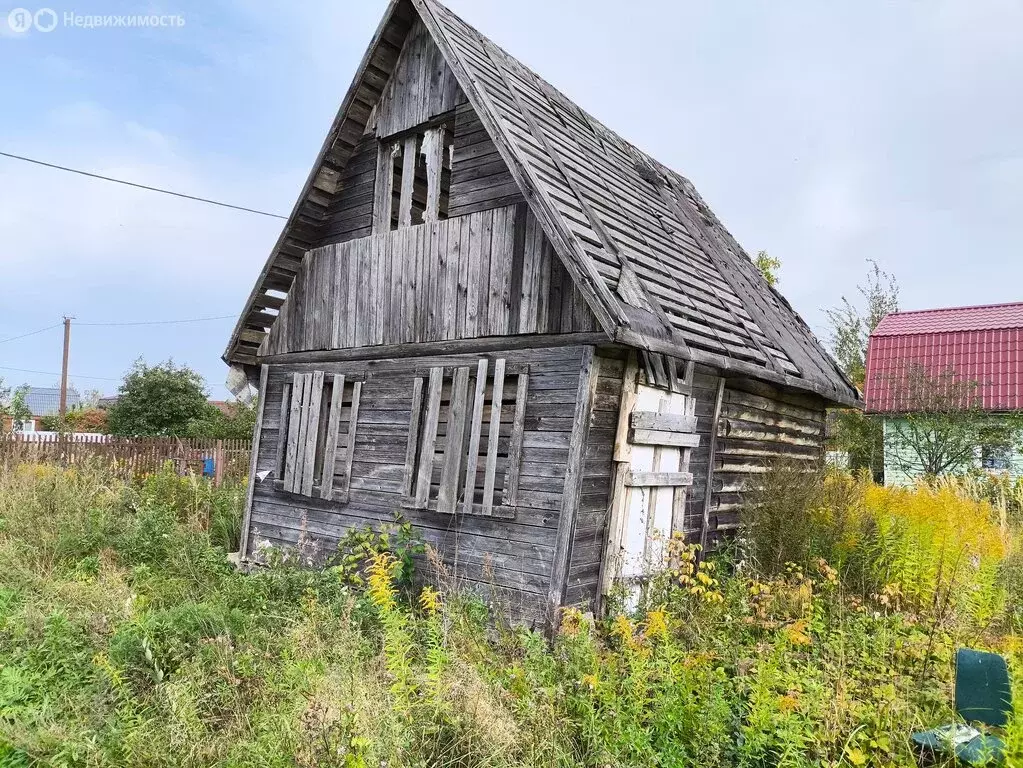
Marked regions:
[2,386,81,433]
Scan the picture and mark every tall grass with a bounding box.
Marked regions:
[0,461,1021,766]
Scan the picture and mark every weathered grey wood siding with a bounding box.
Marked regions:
[564,348,623,609]
[317,134,378,247]
[449,102,522,217]
[312,100,525,251]
[672,365,827,547]
[247,344,600,624]
[261,204,598,356]
[706,377,826,540]
[374,15,464,139]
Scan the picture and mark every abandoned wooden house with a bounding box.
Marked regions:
[224,0,860,623]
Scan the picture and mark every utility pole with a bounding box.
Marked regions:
[59,316,72,417]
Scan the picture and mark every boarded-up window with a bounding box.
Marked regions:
[276,371,363,501]
[402,358,529,516]
[375,122,454,233]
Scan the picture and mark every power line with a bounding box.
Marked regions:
[77,314,236,327]
[0,323,62,345]
[0,151,288,220]
[0,365,119,382]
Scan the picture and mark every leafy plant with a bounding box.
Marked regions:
[0,460,1019,766]
[106,359,217,437]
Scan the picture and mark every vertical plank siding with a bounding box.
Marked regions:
[263,204,598,356]
[374,15,464,139]
[246,345,594,625]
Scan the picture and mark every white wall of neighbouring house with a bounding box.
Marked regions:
[883,417,1023,485]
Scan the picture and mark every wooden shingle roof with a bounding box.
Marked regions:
[225,0,859,407]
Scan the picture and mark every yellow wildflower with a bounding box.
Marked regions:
[644,608,669,641]
[419,586,441,616]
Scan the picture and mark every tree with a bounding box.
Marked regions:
[754,250,781,287]
[0,381,32,434]
[825,261,899,389]
[185,399,258,440]
[825,261,900,479]
[107,360,216,437]
[884,364,1022,477]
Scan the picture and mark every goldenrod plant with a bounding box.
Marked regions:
[0,461,1021,766]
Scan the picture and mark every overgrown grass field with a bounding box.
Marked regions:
[1,462,1022,767]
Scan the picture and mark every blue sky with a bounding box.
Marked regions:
[1,0,1021,399]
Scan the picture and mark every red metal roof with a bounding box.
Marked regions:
[865,302,1023,413]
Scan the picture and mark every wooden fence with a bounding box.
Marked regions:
[0,434,252,485]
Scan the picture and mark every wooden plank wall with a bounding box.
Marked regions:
[708,378,827,538]
[246,345,604,625]
[227,2,417,365]
[318,134,378,246]
[261,204,598,356]
[678,364,827,547]
[448,102,523,217]
[563,349,624,609]
[374,15,464,139]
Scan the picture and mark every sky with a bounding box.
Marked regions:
[1,0,1020,399]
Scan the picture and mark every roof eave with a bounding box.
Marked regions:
[616,327,862,408]
[223,0,409,367]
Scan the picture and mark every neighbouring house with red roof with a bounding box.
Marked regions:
[864,301,1023,484]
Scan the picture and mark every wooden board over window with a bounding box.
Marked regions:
[403,357,529,517]
[275,371,363,502]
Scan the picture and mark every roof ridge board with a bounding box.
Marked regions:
[413,0,628,338]
[886,300,1023,317]
[874,325,1023,338]
[224,0,413,364]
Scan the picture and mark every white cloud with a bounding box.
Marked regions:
[0,99,285,293]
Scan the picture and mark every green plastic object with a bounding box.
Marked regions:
[910,649,1013,766]
[956,649,1012,728]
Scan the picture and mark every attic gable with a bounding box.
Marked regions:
[226,0,859,407]
[373,16,463,138]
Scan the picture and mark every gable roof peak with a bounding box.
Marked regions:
[225,0,859,407]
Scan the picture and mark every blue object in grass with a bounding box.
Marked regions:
[911,649,1012,766]
[202,457,215,477]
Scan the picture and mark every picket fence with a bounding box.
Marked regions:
[0,434,252,485]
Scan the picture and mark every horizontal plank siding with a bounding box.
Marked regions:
[245,344,591,624]
[564,349,623,613]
